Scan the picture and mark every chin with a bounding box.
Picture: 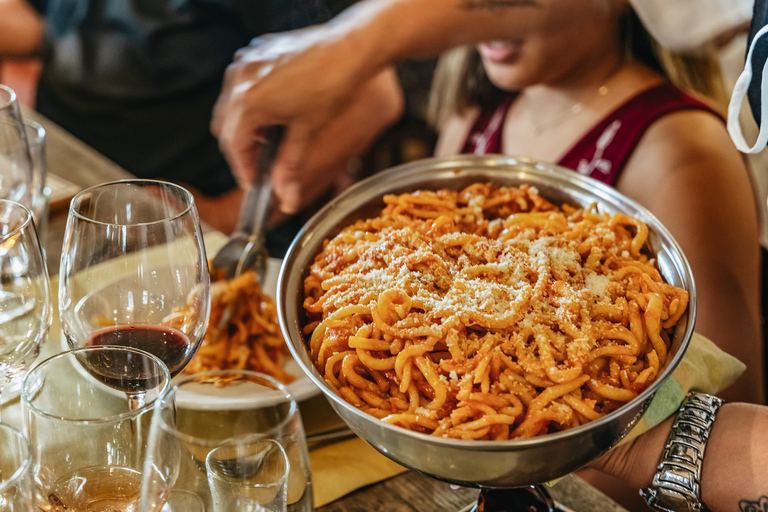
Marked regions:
[483,65,529,93]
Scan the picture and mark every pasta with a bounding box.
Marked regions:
[302,183,688,440]
[171,269,295,385]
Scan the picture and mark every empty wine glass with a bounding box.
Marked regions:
[0,200,52,416]
[21,345,171,512]
[58,179,210,408]
[0,422,34,510]
[0,85,34,209]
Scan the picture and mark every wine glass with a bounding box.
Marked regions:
[0,199,52,416]
[141,370,313,512]
[0,422,35,510]
[21,345,171,511]
[22,119,50,248]
[0,85,34,209]
[206,437,290,512]
[58,179,210,408]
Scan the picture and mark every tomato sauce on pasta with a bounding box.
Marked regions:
[171,270,295,385]
[301,183,688,440]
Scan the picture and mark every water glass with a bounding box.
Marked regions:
[142,370,313,512]
[207,438,289,512]
[0,85,33,208]
[22,119,49,247]
[0,199,52,414]
[0,423,34,511]
[21,346,171,511]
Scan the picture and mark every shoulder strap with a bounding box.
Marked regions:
[558,83,723,186]
[461,95,516,155]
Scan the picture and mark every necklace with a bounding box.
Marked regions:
[529,84,610,137]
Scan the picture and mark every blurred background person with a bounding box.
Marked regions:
[0,0,405,256]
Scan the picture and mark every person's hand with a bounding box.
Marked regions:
[212,25,375,214]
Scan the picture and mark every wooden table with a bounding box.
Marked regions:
[22,110,629,512]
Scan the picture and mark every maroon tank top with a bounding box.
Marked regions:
[461,83,722,186]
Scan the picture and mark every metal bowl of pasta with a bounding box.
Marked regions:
[277,154,696,488]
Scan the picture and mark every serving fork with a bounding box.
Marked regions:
[210,125,284,283]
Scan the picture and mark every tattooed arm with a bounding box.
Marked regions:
[212,0,557,213]
[594,402,768,511]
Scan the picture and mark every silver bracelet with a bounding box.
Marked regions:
[640,391,723,512]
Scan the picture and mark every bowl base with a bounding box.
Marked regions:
[471,486,555,512]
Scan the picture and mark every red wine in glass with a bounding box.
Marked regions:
[81,324,192,394]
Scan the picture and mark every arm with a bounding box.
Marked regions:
[212,0,550,213]
[594,402,768,511]
[0,0,44,58]
[617,111,765,404]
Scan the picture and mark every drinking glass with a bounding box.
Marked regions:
[0,423,34,511]
[0,85,33,209]
[207,438,289,512]
[0,200,52,414]
[58,179,210,407]
[22,119,49,248]
[142,370,313,512]
[21,345,171,512]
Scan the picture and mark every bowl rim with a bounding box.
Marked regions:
[277,154,696,451]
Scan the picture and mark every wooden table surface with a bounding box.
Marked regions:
[26,109,629,512]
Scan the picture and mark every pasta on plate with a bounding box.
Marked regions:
[302,183,688,440]
[166,270,295,385]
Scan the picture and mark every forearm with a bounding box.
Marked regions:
[595,402,768,511]
[326,0,543,81]
[0,0,44,58]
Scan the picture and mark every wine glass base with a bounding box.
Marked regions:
[470,485,555,512]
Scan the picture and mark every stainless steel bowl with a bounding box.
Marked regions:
[277,155,696,488]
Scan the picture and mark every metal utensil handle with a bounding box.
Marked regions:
[236,124,285,236]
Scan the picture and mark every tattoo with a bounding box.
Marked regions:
[461,0,542,10]
[740,495,768,512]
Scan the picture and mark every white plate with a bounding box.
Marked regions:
[174,358,320,411]
[59,257,320,409]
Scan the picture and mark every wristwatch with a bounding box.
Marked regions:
[640,391,723,512]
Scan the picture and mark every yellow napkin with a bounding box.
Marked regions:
[310,437,407,508]
[618,331,746,444]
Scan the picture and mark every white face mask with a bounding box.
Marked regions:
[728,23,768,154]
[629,0,753,52]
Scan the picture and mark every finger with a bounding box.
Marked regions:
[211,60,244,138]
[271,125,315,214]
[218,102,265,190]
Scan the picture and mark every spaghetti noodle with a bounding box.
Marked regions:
[170,270,295,385]
[302,183,688,440]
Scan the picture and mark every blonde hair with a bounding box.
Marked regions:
[427,10,729,129]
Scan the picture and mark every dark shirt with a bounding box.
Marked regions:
[30,0,343,195]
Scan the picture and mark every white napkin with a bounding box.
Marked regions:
[629,0,753,52]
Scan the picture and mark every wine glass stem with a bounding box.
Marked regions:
[127,391,146,411]
[0,377,9,422]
